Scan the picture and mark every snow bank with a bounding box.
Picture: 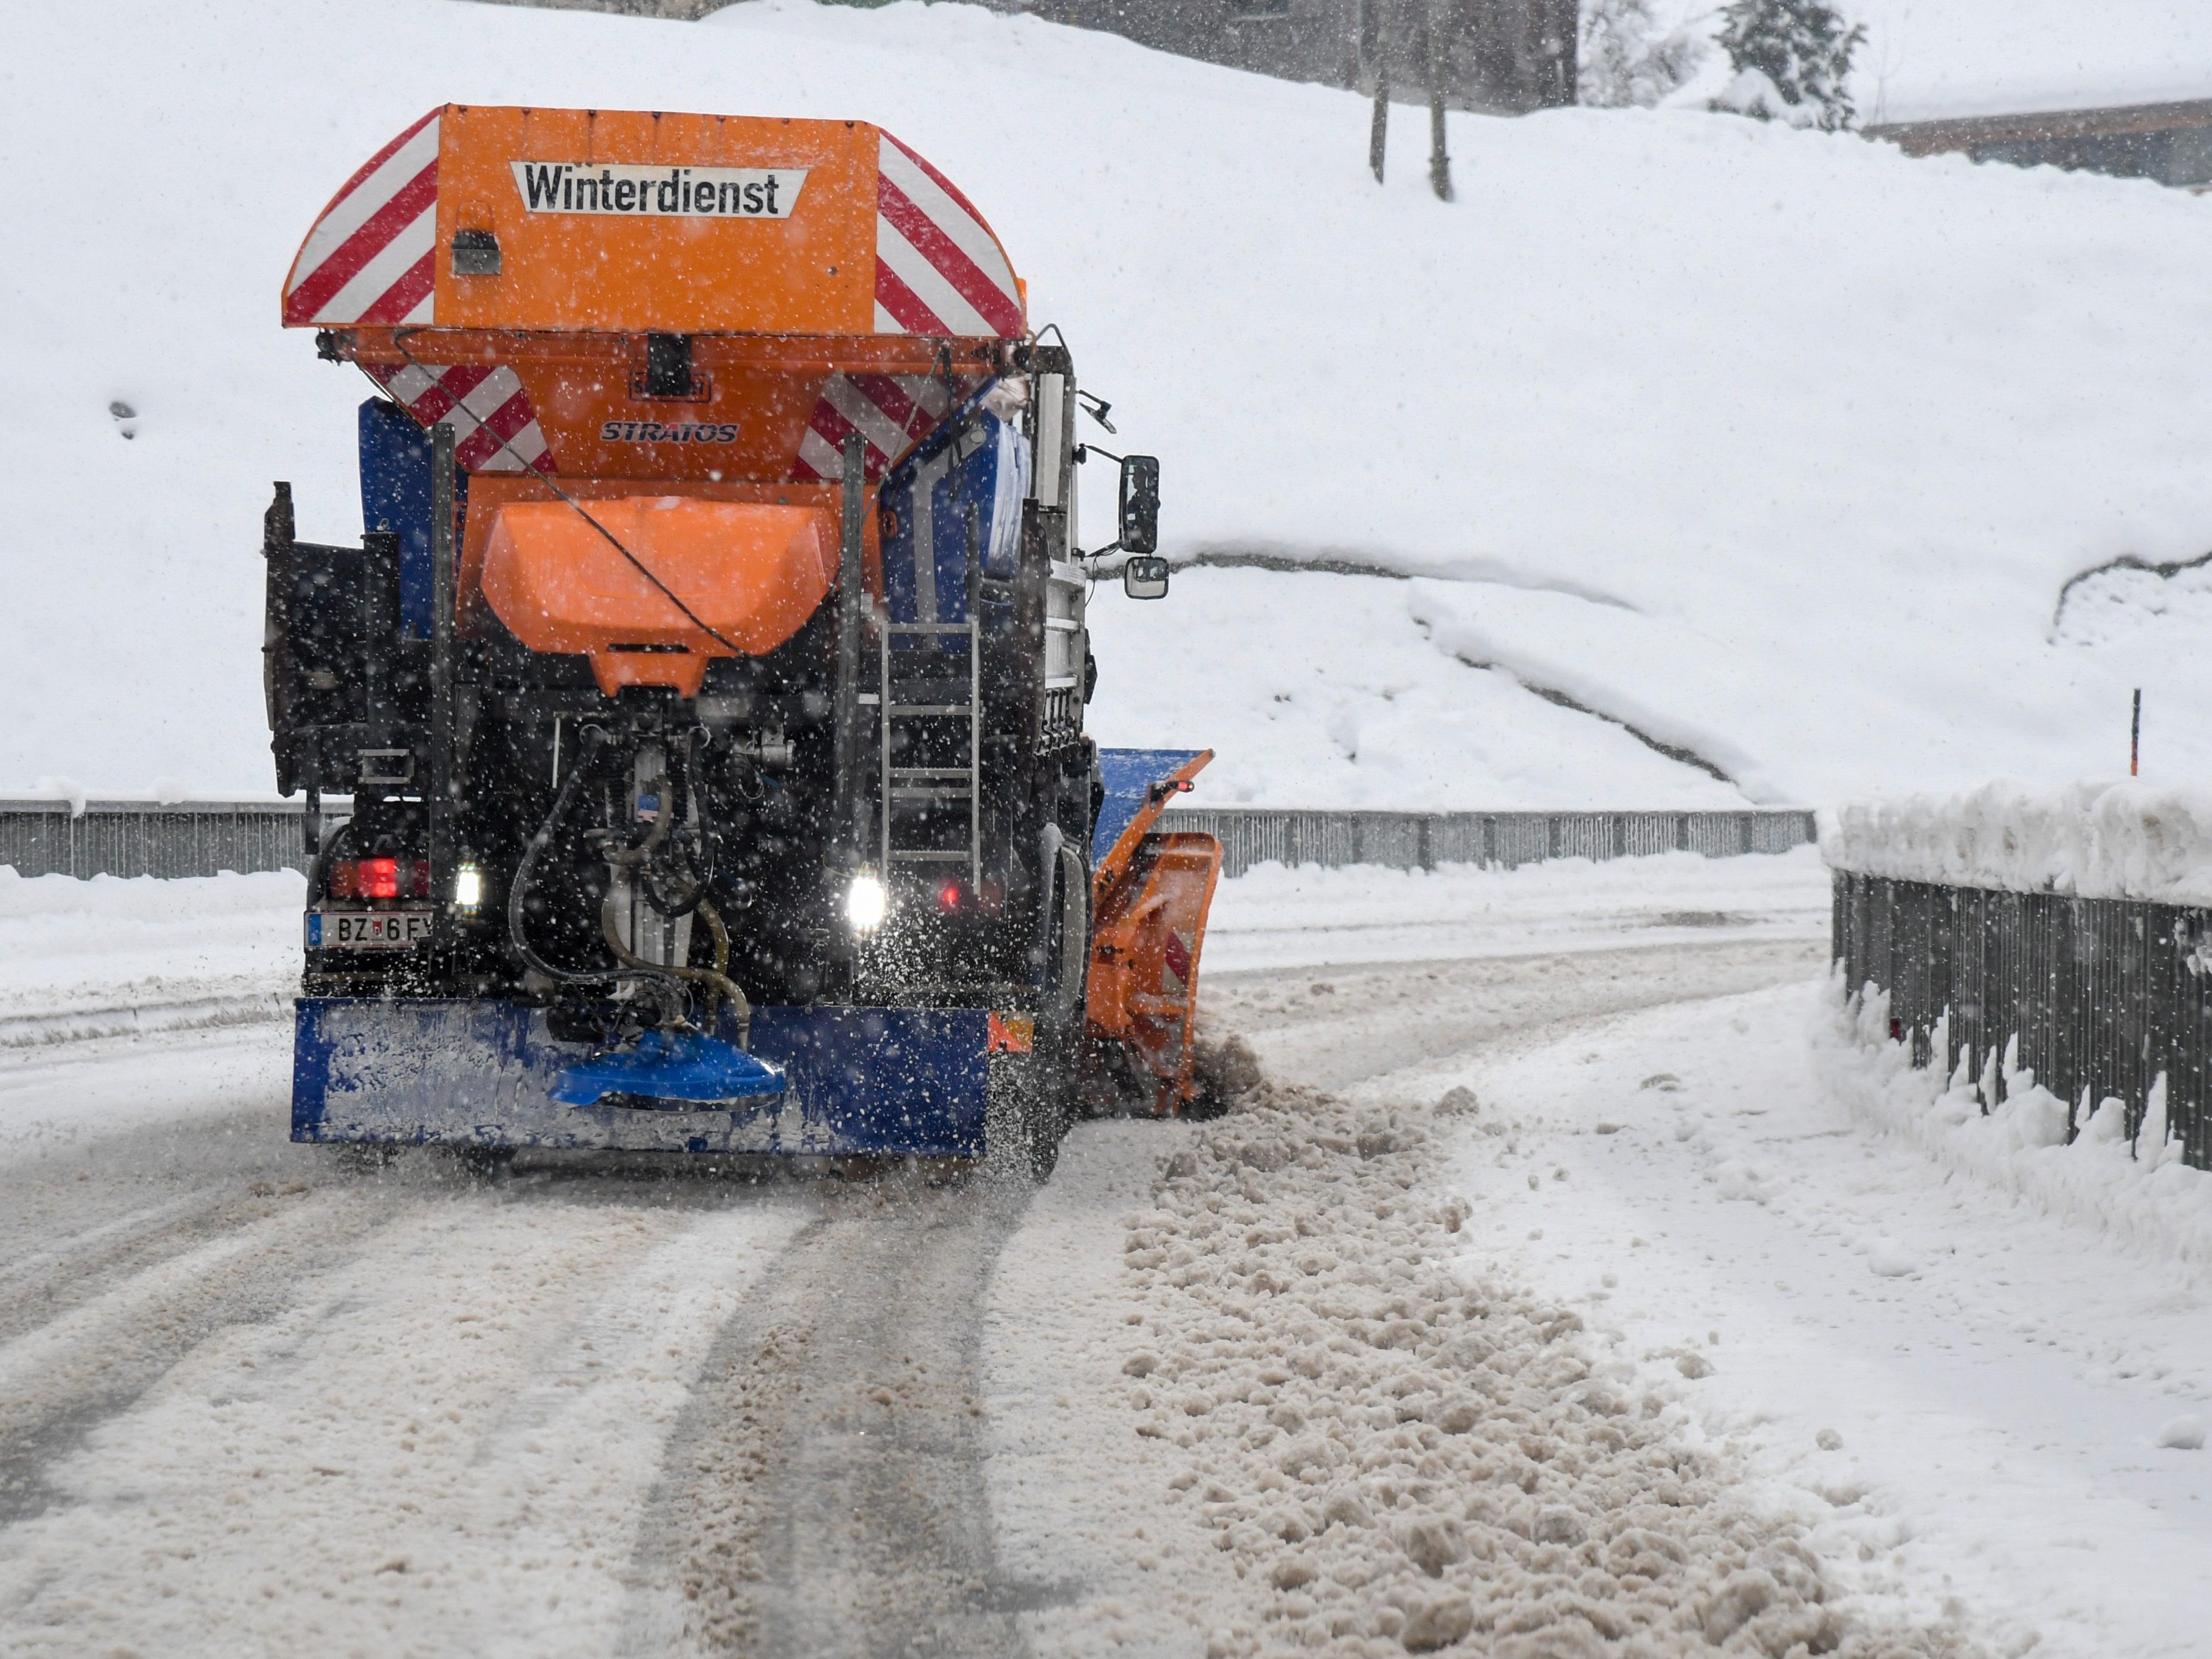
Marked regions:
[10,0,2212,805]
[1817,981,2212,1273]
[1455,975,2212,1658]
[1078,1076,1965,1656]
[0,868,301,1042]
[1822,781,2212,905]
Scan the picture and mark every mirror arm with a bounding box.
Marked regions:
[1076,390,1116,433]
[1073,443,1124,466]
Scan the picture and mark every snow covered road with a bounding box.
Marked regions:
[7,849,2199,1655]
[0,1029,811,1655]
[983,939,1883,1659]
[634,1177,1039,1659]
[0,853,1838,1657]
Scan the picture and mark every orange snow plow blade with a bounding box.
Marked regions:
[1086,750,1220,1116]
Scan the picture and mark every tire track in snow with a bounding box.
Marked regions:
[0,1180,400,1525]
[0,1187,233,1326]
[0,1175,804,1657]
[0,1022,381,1528]
[629,1175,1054,1659]
[0,1110,344,1358]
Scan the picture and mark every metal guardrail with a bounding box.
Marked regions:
[0,801,1814,882]
[1832,869,2212,1171]
[0,802,349,880]
[1163,808,1816,879]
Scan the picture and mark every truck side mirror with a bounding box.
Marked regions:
[1118,455,1159,556]
[1123,556,1170,600]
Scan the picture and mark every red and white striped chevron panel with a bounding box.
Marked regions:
[364,362,555,475]
[792,371,974,484]
[283,109,442,328]
[873,133,1023,340]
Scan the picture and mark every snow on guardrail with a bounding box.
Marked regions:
[1823,781,2212,907]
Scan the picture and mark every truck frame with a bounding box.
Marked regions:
[265,106,1220,1176]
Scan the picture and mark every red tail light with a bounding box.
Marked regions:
[329,857,428,901]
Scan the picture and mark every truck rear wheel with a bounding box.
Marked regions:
[1031,843,1091,1179]
[983,1054,1064,1184]
[984,843,1088,1183]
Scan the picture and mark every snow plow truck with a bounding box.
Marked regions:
[264,106,1219,1177]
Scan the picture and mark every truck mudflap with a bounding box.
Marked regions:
[1087,748,1223,1115]
[292,998,1008,1156]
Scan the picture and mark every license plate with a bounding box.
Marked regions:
[307,910,434,950]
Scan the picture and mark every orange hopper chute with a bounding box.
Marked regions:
[481,498,837,697]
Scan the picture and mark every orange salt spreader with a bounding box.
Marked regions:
[266,104,1226,1173]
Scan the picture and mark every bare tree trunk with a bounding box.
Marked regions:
[1547,0,1579,106]
[1423,0,1454,200]
[1527,0,1578,108]
[1363,0,1389,183]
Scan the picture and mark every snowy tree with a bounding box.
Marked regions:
[1710,0,1866,131]
[1578,0,1706,109]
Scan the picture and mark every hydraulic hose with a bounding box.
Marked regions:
[507,726,681,1024]
[509,724,610,984]
[599,895,747,1040]
[513,724,752,1042]
[696,897,751,1046]
[641,727,715,920]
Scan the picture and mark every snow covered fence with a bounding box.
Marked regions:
[0,801,1812,882]
[0,800,348,880]
[1825,782,2212,907]
[1828,786,2212,1171]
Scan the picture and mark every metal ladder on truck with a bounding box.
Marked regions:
[878,612,981,888]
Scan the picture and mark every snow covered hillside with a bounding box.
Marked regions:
[5,0,2211,806]
[1847,0,2212,123]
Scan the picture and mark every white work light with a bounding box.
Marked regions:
[453,862,485,913]
[845,871,888,933]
